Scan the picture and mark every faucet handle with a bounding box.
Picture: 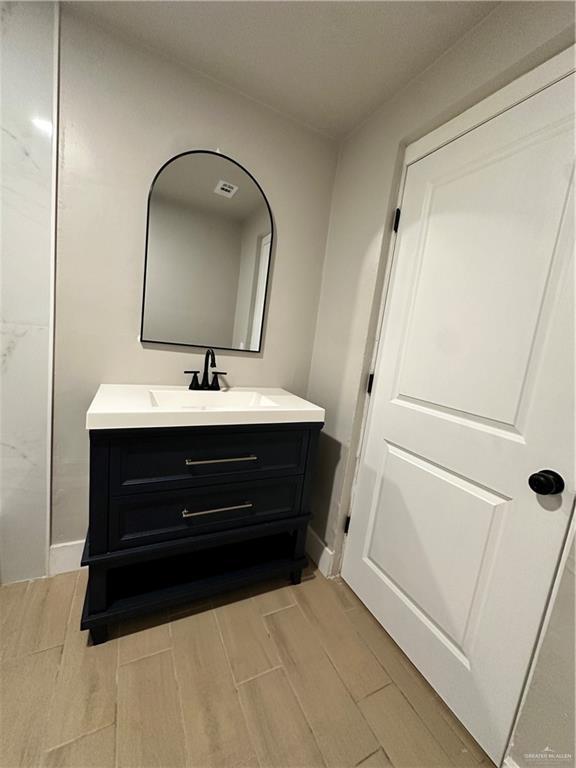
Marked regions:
[210,371,227,391]
[185,370,201,390]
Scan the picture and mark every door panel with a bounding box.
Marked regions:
[342,73,574,765]
[365,443,508,649]
[396,114,572,426]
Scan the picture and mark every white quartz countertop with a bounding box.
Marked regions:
[86,385,325,430]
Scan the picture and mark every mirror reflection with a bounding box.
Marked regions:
[141,151,273,351]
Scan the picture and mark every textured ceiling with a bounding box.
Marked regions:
[68,1,499,137]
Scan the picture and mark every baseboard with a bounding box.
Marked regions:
[50,528,335,579]
[49,539,85,575]
[306,526,335,577]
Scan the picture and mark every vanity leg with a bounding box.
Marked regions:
[290,569,303,585]
[89,625,109,645]
[87,566,108,613]
[291,525,307,586]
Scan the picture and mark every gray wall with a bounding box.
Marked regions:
[306,1,576,562]
[52,9,337,544]
[508,540,575,766]
[144,196,241,347]
[0,2,56,582]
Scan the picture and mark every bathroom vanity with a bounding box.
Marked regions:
[81,385,324,643]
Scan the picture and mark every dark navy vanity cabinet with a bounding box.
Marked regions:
[81,421,322,644]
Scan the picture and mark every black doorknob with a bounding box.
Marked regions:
[528,470,565,495]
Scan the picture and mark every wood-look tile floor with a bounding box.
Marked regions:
[0,564,495,768]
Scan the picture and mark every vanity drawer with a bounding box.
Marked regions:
[109,477,303,549]
[110,428,309,494]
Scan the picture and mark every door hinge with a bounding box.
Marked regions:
[367,372,374,394]
[393,208,401,233]
[344,515,351,534]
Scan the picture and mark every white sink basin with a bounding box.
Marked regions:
[150,389,279,411]
[86,385,324,430]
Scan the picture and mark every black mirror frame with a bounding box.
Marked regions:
[140,149,274,353]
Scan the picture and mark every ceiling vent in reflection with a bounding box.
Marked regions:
[214,180,238,198]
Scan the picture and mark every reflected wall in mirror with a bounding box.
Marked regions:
[141,151,273,352]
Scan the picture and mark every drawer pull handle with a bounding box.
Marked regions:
[185,455,258,466]
[181,502,253,518]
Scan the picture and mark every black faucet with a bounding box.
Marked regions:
[185,348,227,391]
[201,348,216,389]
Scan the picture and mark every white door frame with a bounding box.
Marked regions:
[343,44,575,762]
[249,232,272,350]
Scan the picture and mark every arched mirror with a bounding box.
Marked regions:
[140,151,273,352]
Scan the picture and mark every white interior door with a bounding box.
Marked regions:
[342,72,574,765]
